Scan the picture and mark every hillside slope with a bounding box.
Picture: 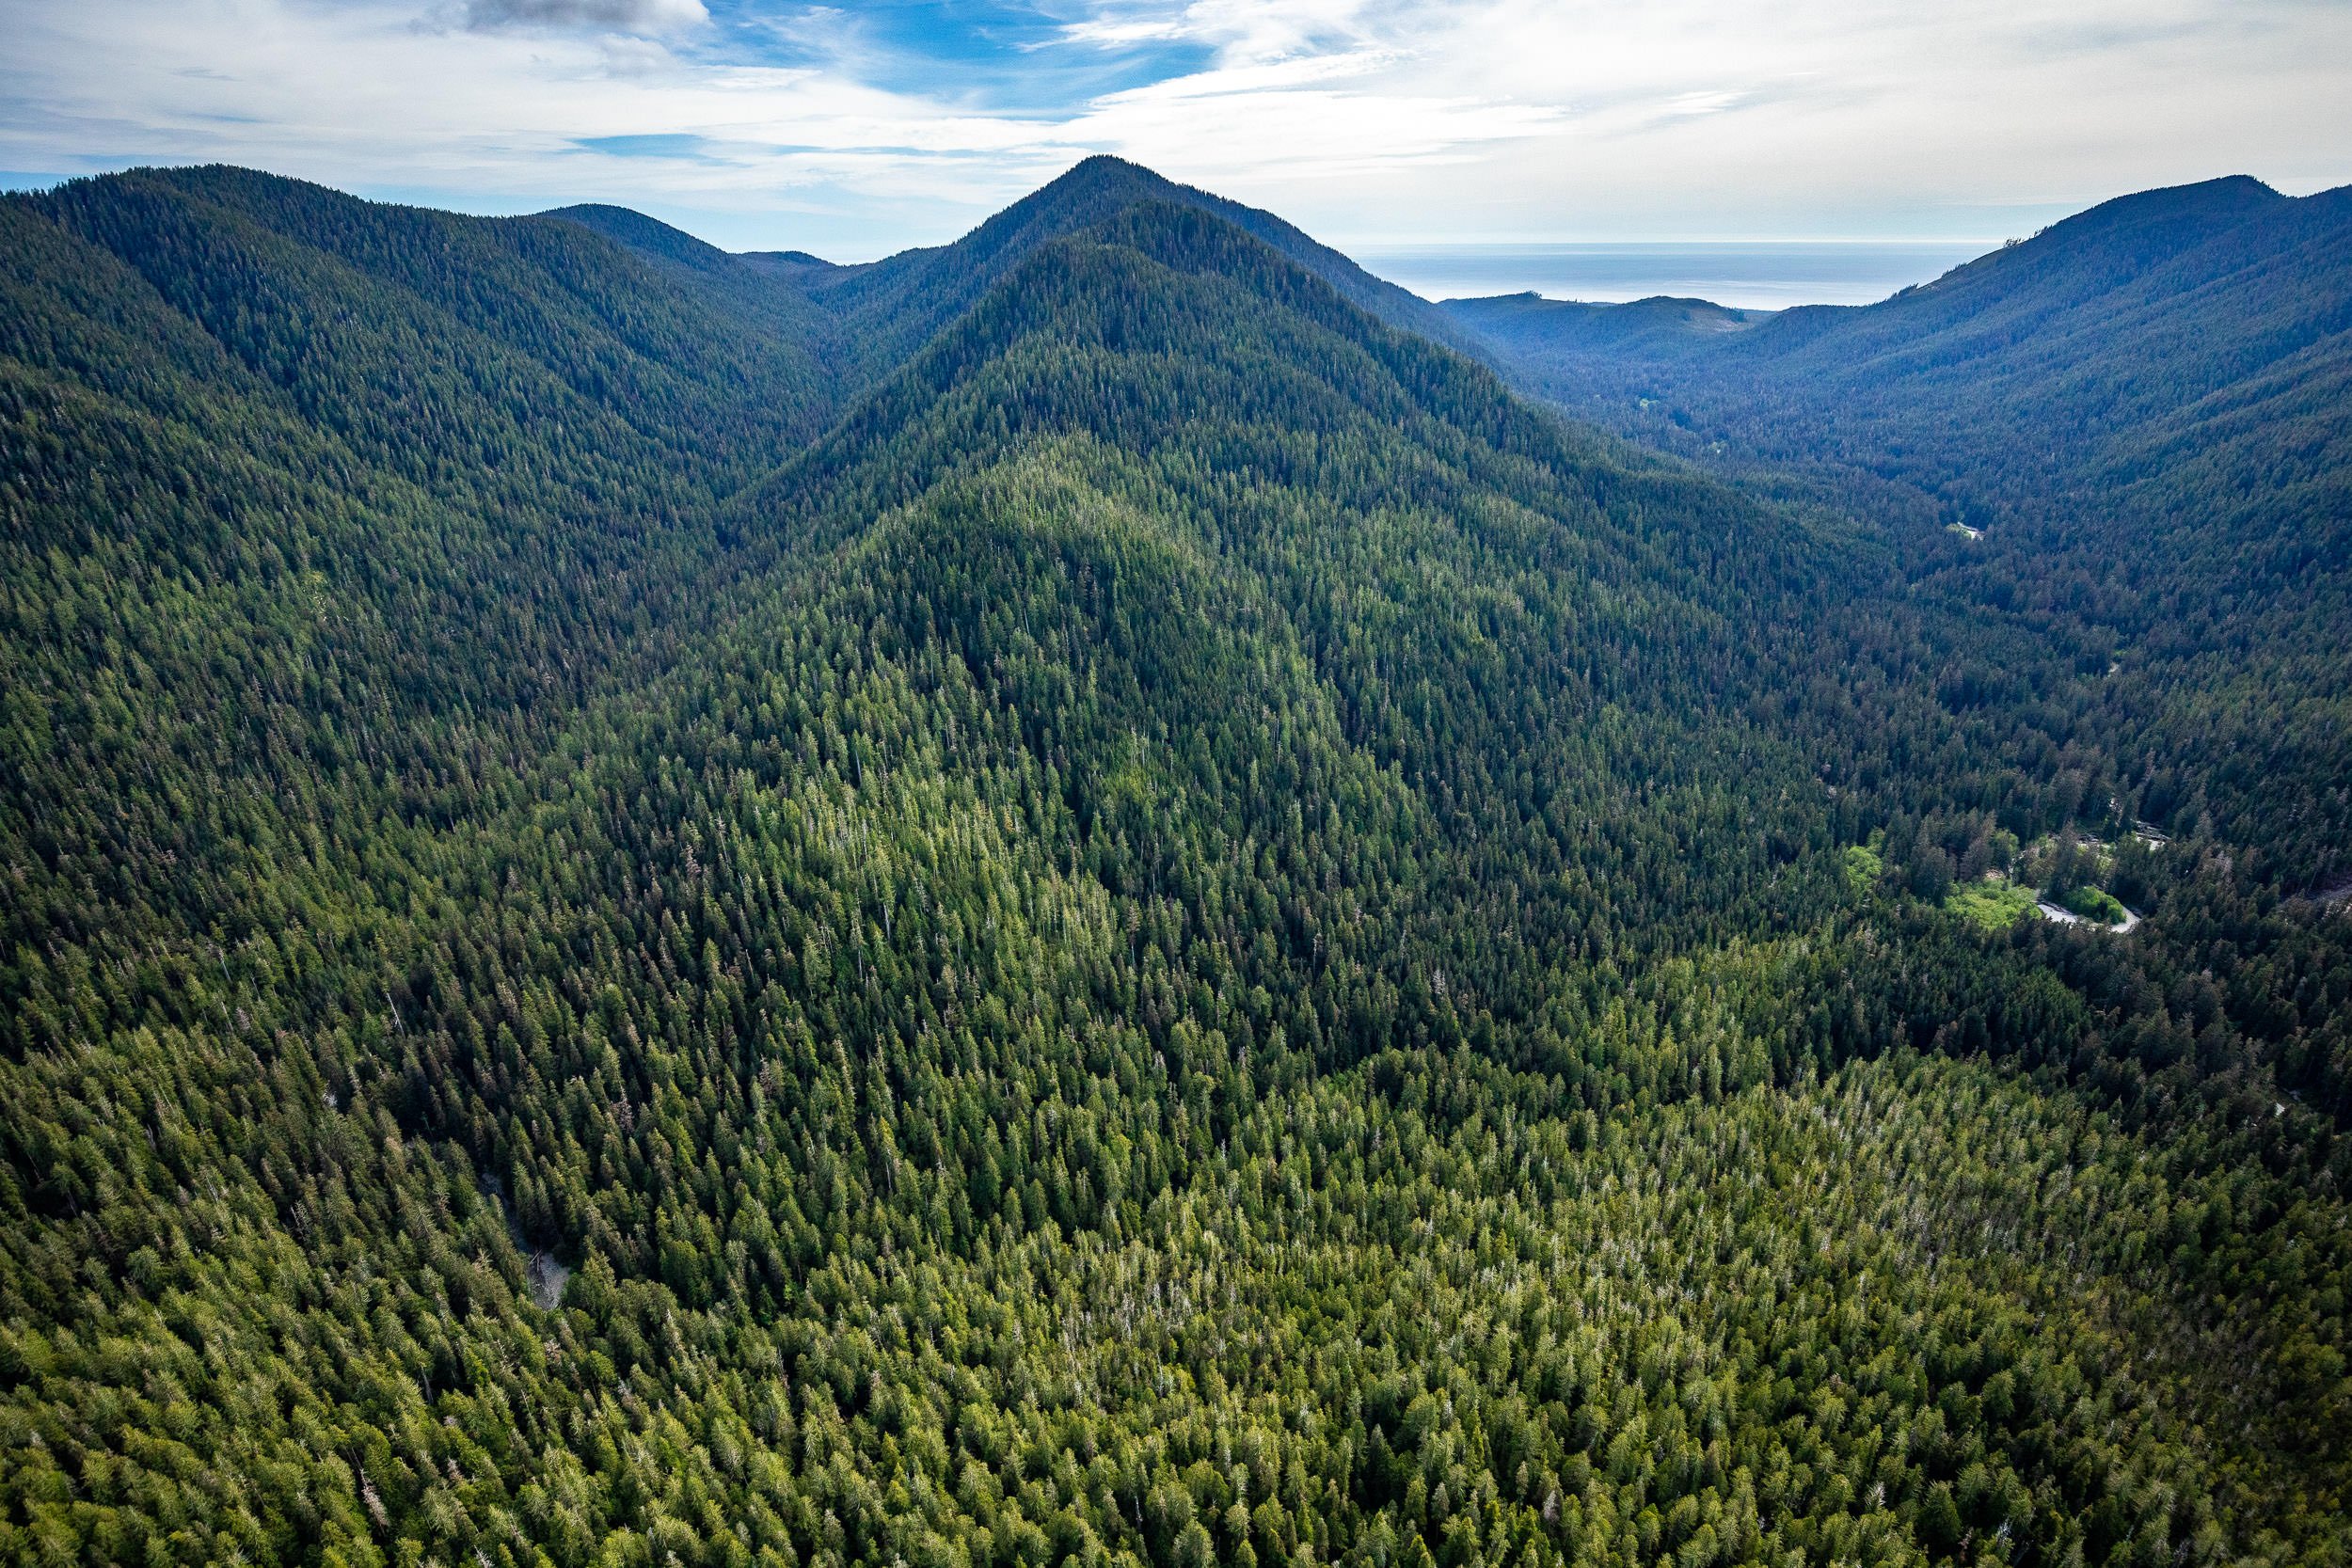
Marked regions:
[1,166,2347,1568]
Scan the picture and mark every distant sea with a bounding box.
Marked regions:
[1354,241,1995,310]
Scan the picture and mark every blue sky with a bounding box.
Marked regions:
[4,0,2348,258]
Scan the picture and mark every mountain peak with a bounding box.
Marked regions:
[2050,173,2282,238]
[1038,153,1174,197]
[803,151,1471,379]
[971,154,1192,245]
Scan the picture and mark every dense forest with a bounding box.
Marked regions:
[1447,177,2352,888]
[1,158,2347,1568]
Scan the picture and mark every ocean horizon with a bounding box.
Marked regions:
[1355,240,1998,310]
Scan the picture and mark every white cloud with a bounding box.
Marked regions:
[1663,91,1742,118]
[0,0,2345,253]
[1056,18,1191,48]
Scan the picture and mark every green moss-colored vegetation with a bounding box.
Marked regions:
[1947,876,2040,928]
[2058,883,2134,926]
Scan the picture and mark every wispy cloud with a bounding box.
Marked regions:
[1055,18,1192,49]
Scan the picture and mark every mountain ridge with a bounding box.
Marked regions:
[539,154,1477,385]
[1449,173,2352,367]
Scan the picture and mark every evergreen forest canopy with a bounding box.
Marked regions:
[1445,177,2352,886]
[0,156,2347,1568]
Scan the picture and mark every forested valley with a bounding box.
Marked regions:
[1447,177,2352,887]
[2,158,2347,1568]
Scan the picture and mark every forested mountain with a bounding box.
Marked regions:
[2,160,2348,1568]
[1447,177,2352,888]
[548,158,1472,389]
